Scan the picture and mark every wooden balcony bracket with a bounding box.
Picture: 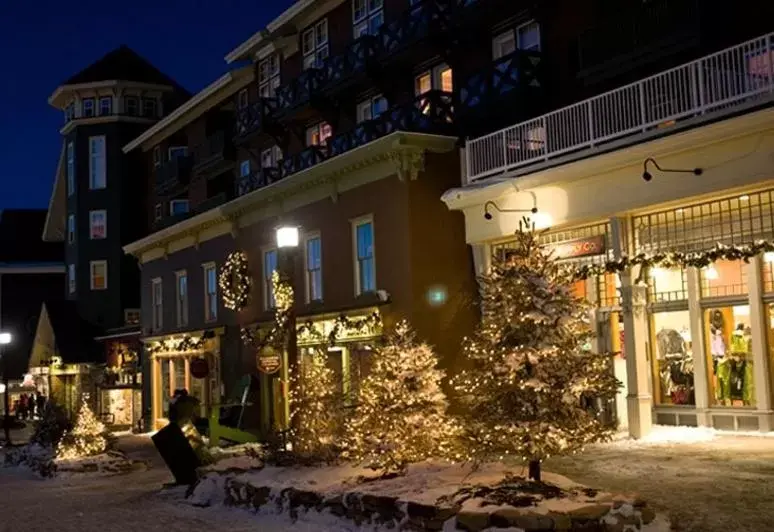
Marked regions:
[389,145,425,181]
[327,176,340,203]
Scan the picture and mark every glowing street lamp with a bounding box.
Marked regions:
[275,225,300,433]
[0,333,12,345]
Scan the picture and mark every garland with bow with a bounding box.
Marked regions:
[147,335,208,355]
[219,251,252,311]
[570,241,774,282]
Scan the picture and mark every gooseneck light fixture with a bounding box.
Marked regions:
[483,200,538,220]
[642,157,703,182]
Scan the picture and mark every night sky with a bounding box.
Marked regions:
[0,0,292,210]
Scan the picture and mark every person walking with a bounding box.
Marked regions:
[35,392,46,418]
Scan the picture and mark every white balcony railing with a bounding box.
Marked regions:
[466,32,774,183]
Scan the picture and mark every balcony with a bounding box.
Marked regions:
[578,0,700,80]
[378,0,451,59]
[234,99,279,142]
[234,91,456,196]
[235,168,281,197]
[152,192,229,231]
[321,35,379,92]
[459,49,544,134]
[192,131,234,177]
[465,32,774,182]
[275,68,327,113]
[155,156,193,194]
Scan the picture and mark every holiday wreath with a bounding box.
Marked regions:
[219,251,252,311]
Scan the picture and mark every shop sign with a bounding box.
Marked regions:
[550,235,606,260]
[257,346,281,375]
[190,357,210,379]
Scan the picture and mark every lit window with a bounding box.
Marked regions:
[66,142,75,196]
[168,146,188,160]
[305,235,323,302]
[67,214,75,243]
[353,0,383,37]
[151,278,163,331]
[414,64,452,95]
[82,98,95,118]
[90,260,108,291]
[516,21,541,52]
[705,306,754,407]
[258,54,281,98]
[651,310,693,405]
[89,136,106,189]
[99,97,112,116]
[264,249,278,309]
[204,263,218,322]
[89,210,107,239]
[353,218,375,294]
[357,95,388,123]
[302,19,329,70]
[176,271,188,328]
[306,122,333,147]
[124,309,141,326]
[170,199,189,216]
[68,264,76,294]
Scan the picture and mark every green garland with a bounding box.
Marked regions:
[220,251,252,311]
[241,311,382,349]
[147,335,208,355]
[571,241,774,281]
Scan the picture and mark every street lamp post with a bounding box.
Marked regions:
[276,226,299,433]
[0,332,13,445]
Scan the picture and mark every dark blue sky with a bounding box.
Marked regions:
[0,0,293,210]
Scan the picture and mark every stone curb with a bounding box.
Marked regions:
[216,476,657,531]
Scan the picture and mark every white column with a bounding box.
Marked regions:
[747,255,773,430]
[611,217,652,439]
[686,267,711,426]
[470,243,491,277]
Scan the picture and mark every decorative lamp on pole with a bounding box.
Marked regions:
[276,225,299,432]
[0,332,12,445]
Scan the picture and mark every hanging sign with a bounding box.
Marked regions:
[190,357,210,379]
[550,235,606,260]
[257,346,281,375]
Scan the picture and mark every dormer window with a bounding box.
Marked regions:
[142,98,157,118]
[125,96,139,116]
[99,97,112,116]
[353,0,384,37]
[82,98,95,118]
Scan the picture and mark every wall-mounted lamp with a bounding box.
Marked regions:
[642,157,703,182]
[483,200,538,220]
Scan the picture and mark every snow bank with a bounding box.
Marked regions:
[610,424,774,448]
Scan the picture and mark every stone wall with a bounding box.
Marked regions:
[218,476,657,531]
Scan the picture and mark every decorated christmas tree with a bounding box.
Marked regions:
[56,398,109,460]
[343,321,460,475]
[288,349,342,461]
[452,225,620,481]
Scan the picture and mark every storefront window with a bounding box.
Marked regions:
[651,310,694,405]
[762,254,774,292]
[701,260,748,298]
[649,267,687,303]
[705,306,754,407]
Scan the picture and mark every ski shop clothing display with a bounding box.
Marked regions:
[716,357,754,404]
[656,328,695,405]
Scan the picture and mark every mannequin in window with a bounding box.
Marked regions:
[656,327,694,404]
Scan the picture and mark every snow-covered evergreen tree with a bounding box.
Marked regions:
[452,226,620,481]
[56,399,109,460]
[343,320,460,474]
[289,349,342,461]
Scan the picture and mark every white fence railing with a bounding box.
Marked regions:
[466,32,774,183]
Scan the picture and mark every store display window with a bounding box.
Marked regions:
[704,306,754,407]
[648,267,687,303]
[762,253,774,292]
[701,260,748,298]
[650,310,694,405]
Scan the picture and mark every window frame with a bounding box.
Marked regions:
[88,135,107,190]
[68,264,76,294]
[414,63,452,95]
[263,247,279,310]
[357,94,388,123]
[89,260,108,291]
[239,159,251,178]
[203,262,218,323]
[99,96,112,116]
[492,30,516,59]
[170,199,190,216]
[151,277,163,331]
[516,20,541,52]
[351,214,376,296]
[125,96,139,116]
[154,203,163,221]
[302,19,329,70]
[168,146,188,160]
[305,122,333,148]
[237,88,249,108]
[353,0,384,37]
[261,146,283,168]
[304,232,323,303]
[82,98,95,118]
[67,214,75,243]
[258,54,281,98]
[142,98,157,118]
[175,270,189,328]
[66,142,75,196]
[89,209,107,240]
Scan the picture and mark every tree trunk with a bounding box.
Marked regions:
[528,459,541,482]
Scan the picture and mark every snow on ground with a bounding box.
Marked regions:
[547,425,774,532]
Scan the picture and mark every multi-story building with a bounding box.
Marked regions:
[444,3,774,437]
[122,0,570,431]
[35,45,188,418]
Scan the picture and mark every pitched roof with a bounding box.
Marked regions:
[62,45,187,94]
[0,209,63,263]
[44,300,104,365]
